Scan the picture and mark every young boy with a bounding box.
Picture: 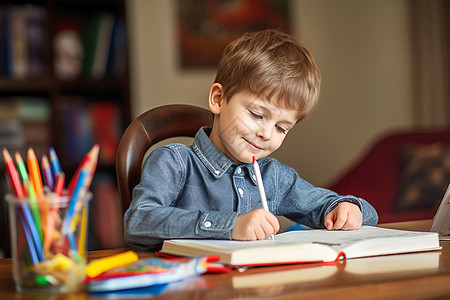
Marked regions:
[124,29,378,250]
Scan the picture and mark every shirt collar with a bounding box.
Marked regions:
[192,127,236,178]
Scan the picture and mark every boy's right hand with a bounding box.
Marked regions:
[231,209,280,240]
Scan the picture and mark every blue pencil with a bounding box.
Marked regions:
[49,147,62,177]
[67,232,77,251]
[62,170,87,236]
[19,212,38,265]
[21,203,44,261]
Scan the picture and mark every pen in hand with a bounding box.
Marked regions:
[252,156,275,240]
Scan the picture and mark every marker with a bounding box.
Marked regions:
[252,156,274,240]
[86,251,139,278]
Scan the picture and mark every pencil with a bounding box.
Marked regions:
[26,180,44,244]
[3,148,24,198]
[41,155,54,191]
[252,156,274,240]
[14,151,29,182]
[27,148,44,198]
[44,173,65,255]
[3,148,44,261]
[67,144,99,195]
[54,172,65,196]
[49,147,62,176]
[19,213,39,265]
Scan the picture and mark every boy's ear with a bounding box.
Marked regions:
[208,83,224,115]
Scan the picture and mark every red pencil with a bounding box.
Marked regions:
[54,172,65,196]
[3,148,24,198]
[67,144,100,195]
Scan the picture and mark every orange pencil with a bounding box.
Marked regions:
[27,148,43,198]
[3,148,24,197]
[67,144,100,195]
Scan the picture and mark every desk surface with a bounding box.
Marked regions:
[1,220,449,299]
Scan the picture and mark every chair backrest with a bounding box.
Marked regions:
[115,104,213,215]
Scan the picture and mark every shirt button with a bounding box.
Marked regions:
[214,170,220,175]
[238,188,244,196]
[204,221,212,228]
[237,167,241,174]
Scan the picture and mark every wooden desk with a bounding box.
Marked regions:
[0,220,449,299]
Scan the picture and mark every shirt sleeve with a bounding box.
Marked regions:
[270,162,378,228]
[123,146,237,251]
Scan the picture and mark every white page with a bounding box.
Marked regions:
[170,226,436,252]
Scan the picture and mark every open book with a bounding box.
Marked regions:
[160,226,441,266]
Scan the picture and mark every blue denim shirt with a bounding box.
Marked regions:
[124,127,378,250]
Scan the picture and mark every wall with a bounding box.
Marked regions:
[126,0,414,186]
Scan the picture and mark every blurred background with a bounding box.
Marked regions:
[0,0,448,257]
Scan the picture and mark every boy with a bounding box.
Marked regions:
[124,29,378,250]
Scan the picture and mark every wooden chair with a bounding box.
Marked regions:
[115,104,213,215]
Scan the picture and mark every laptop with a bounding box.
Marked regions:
[430,183,450,240]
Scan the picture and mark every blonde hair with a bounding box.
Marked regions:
[214,29,321,121]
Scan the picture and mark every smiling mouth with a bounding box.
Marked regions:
[243,138,263,151]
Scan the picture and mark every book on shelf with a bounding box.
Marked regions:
[160,226,441,266]
[60,97,121,164]
[0,4,47,78]
[89,102,121,164]
[82,12,115,79]
[0,97,51,155]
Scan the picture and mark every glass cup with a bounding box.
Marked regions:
[6,192,92,293]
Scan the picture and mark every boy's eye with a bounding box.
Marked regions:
[250,111,263,119]
[276,125,288,134]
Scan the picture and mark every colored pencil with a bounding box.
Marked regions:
[27,148,43,198]
[49,147,62,176]
[14,151,29,182]
[19,213,38,265]
[41,155,54,191]
[54,172,65,196]
[26,180,44,244]
[67,144,99,195]
[3,148,24,198]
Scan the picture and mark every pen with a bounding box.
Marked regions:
[252,156,274,240]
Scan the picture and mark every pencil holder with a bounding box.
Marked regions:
[6,192,92,293]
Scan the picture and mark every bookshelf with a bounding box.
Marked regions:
[0,0,130,256]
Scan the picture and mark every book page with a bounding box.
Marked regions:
[170,226,433,252]
[273,226,436,252]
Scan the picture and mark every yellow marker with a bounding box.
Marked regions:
[86,251,139,278]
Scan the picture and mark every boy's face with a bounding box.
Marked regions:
[209,86,298,164]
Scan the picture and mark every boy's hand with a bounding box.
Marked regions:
[324,202,362,230]
[231,209,280,240]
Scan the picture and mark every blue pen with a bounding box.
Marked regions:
[49,147,62,176]
[19,212,38,265]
